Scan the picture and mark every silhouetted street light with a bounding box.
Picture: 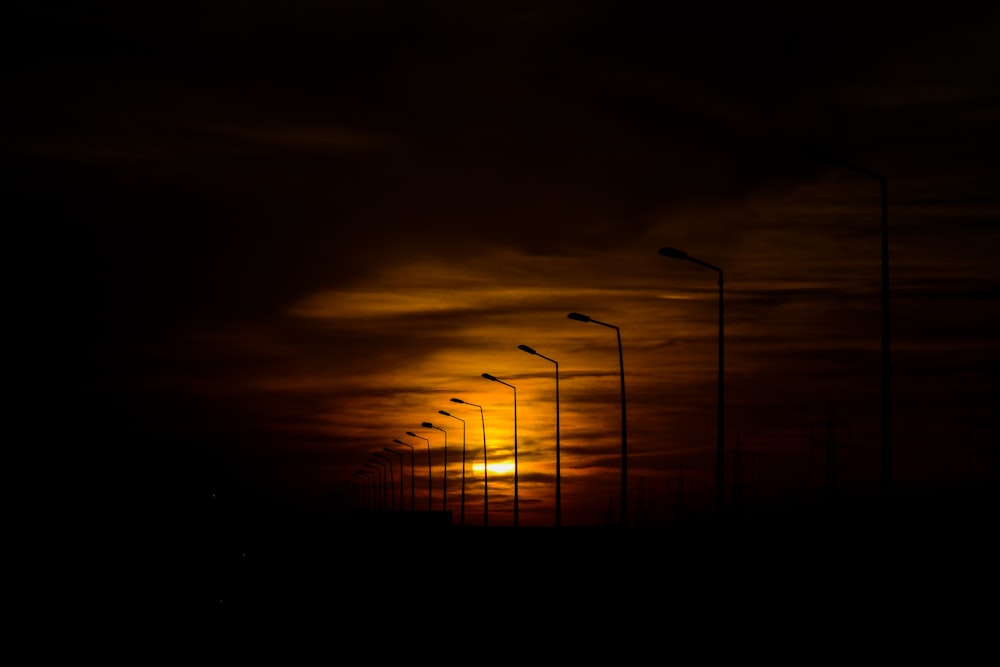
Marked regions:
[451,397,489,527]
[407,431,432,511]
[383,448,404,511]
[422,421,448,514]
[518,344,561,528]
[801,146,891,499]
[482,372,518,527]
[354,470,373,510]
[392,438,416,511]
[438,410,467,526]
[657,246,725,518]
[373,452,394,510]
[365,460,386,511]
[568,312,628,527]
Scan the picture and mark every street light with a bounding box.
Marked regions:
[482,372,518,527]
[407,431,432,511]
[657,247,725,518]
[365,460,386,511]
[373,452,394,511]
[451,397,488,527]
[518,344,561,528]
[392,438,416,511]
[354,469,373,511]
[438,410,467,527]
[383,448,404,511]
[801,146,891,499]
[567,312,628,527]
[422,421,448,514]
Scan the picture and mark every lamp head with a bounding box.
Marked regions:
[392,439,405,445]
[450,397,464,404]
[567,312,591,323]
[421,421,434,428]
[406,431,417,437]
[482,373,498,382]
[518,344,536,355]
[658,246,689,260]
[439,410,451,417]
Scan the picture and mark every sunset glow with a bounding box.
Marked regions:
[25,3,997,613]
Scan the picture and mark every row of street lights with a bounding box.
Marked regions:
[347,273,706,527]
[349,247,721,526]
[349,149,891,522]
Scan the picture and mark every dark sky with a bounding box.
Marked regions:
[11,2,999,531]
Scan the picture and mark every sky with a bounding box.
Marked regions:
[11,2,999,534]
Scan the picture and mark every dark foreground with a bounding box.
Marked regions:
[155,483,998,639]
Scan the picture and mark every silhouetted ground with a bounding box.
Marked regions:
[165,481,998,639]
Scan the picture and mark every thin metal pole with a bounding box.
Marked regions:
[519,345,561,527]
[384,448,404,511]
[717,270,725,518]
[880,176,891,499]
[616,327,627,528]
[407,431,432,511]
[394,439,416,511]
[555,360,560,528]
[513,386,518,527]
[481,375,517,526]
[440,411,467,526]
[375,453,394,511]
[477,404,488,527]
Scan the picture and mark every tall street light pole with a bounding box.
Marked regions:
[568,312,628,528]
[366,460,386,511]
[407,431,432,511]
[438,410,467,527]
[658,247,725,519]
[451,397,488,527]
[355,469,373,511]
[482,373,518,527]
[801,147,891,500]
[373,452,394,511]
[518,344,561,528]
[422,422,448,515]
[392,438,416,511]
[383,448,404,511]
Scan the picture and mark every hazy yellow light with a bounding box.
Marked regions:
[471,461,515,476]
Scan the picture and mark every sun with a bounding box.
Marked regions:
[471,461,515,476]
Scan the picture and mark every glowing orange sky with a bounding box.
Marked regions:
[13,2,997,534]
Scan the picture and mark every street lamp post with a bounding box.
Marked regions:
[482,372,518,527]
[383,448,404,511]
[422,422,448,515]
[354,470,372,511]
[407,431,432,511]
[451,397,488,527]
[801,147,891,499]
[657,247,725,518]
[438,410,467,527]
[567,312,628,527]
[518,344,561,528]
[392,438,416,511]
[365,460,386,511]
[374,452,394,511]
